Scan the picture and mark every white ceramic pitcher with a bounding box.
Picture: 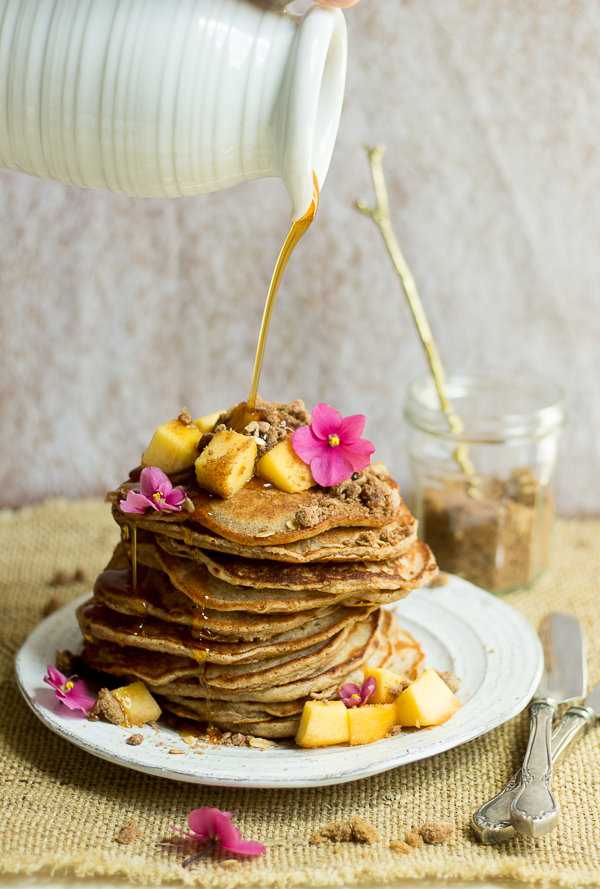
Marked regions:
[0,0,347,219]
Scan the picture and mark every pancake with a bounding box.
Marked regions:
[160,538,438,593]
[82,609,385,697]
[201,610,380,689]
[185,470,402,545]
[81,641,199,685]
[151,611,425,737]
[110,463,404,548]
[146,610,422,700]
[77,599,374,666]
[80,615,352,691]
[95,546,339,640]
[80,609,423,707]
[152,695,307,723]
[140,542,413,614]
[115,512,418,563]
[154,703,301,739]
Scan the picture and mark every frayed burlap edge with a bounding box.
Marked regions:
[2,853,600,888]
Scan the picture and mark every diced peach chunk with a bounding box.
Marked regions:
[195,430,257,499]
[194,411,222,434]
[142,419,201,474]
[256,437,315,493]
[111,681,162,727]
[295,701,349,747]
[363,666,409,704]
[394,668,461,727]
[348,704,397,745]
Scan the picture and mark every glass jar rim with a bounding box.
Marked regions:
[404,372,566,442]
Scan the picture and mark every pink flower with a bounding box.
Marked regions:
[291,403,375,487]
[171,807,265,866]
[120,466,186,514]
[339,676,377,708]
[44,665,96,715]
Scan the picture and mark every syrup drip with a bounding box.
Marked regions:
[121,523,138,590]
[176,720,222,744]
[205,726,223,743]
[192,597,213,720]
[80,601,99,644]
[131,524,138,590]
[196,659,213,724]
[94,567,151,612]
[248,172,319,407]
[83,600,149,645]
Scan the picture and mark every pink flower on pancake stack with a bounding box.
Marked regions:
[119,466,186,514]
[44,665,96,715]
[291,403,375,487]
[171,807,266,866]
[339,676,377,708]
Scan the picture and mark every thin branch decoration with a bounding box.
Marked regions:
[356,144,475,479]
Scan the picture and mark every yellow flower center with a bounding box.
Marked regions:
[63,682,74,692]
[350,693,360,701]
[328,434,340,447]
[153,491,166,503]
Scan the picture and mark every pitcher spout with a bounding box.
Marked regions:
[275,5,347,221]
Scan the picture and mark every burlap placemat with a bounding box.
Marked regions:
[1,500,599,887]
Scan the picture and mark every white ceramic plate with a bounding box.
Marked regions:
[15,576,542,788]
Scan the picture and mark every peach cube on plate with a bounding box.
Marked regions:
[111,681,162,727]
[295,701,349,747]
[348,704,397,745]
[394,668,461,727]
[362,666,409,704]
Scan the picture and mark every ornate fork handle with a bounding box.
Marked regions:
[471,705,596,844]
[471,770,524,844]
[509,699,557,838]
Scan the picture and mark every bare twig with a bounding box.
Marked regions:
[356,144,475,479]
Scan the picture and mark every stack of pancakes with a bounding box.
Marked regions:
[79,463,437,738]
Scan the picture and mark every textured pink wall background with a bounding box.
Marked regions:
[1,0,599,515]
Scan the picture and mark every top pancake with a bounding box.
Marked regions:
[110,463,405,550]
[115,512,417,563]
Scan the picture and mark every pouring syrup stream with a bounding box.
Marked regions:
[248,172,319,408]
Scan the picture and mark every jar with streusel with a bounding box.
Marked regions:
[404,373,565,593]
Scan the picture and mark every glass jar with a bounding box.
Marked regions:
[404,373,565,593]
